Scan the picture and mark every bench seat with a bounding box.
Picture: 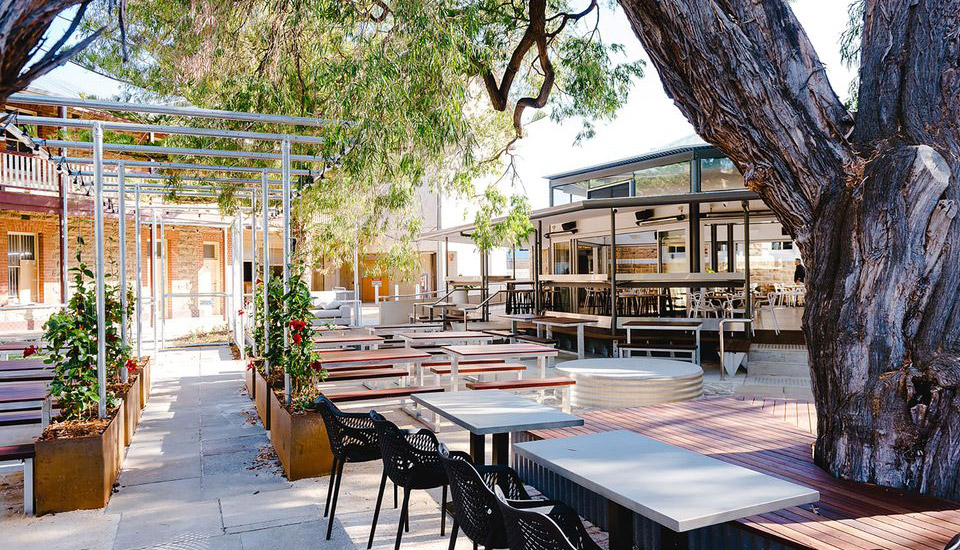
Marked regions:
[0,443,35,515]
[514,334,557,346]
[421,358,506,367]
[465,377,575,390]
[323,386,444,403]
[481,329,517,339]
[0,410,42,427]
[428,363,526,375]
[323,368,407,382]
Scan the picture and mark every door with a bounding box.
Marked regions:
[198,242,221,316]
[8,233,37,304]
[360,257,388,302]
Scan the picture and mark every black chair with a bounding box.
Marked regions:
[439,443,598,550]
[947,534,960,550]
[369,411,449,550]
[493,486,602,550]
[315,396,395,540]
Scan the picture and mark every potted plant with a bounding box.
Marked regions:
[252,276,285,429]
[267,263,334,480]
[34,239,138,514]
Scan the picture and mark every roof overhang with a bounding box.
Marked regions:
[419,189,760,243]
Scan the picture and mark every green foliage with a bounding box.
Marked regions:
[251,262,323,407]
[839,0,865,110]
[471,187,533,252]
[43,237,133,421]
[76,0,642,279]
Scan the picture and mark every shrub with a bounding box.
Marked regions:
[43,238,133,421]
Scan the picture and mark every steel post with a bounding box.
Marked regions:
[118,162,129,382]
[93,122,107,419]
[281,140,292,402]
[135,179,142,359]
[262,171,270,380]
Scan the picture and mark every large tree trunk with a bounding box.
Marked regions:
[617,0,960,500]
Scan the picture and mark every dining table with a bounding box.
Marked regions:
[439,343,558,391]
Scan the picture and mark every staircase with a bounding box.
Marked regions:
[734,344,814,400]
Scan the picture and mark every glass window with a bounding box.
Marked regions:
[634,162,691,196]
[203,244,217,259]
[614,231,658,274]
[700,157,745,191]
[587,181,631,199]
[659,230,687,273]
[552,186,575,206]
[552,242,571,274]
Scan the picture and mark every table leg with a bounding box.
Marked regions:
[695,328,701,365]
[469,432,485,464]
[577,325,585,360]
[607,501,634,550]
[660,525,689,550]
[492,433,509,465]
[537,356,546,378]
[451,356,460,392]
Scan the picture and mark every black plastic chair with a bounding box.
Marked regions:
[369,411,449,550]
[439,443,597,550]
[493,486,602,550]
[315,396,394,540]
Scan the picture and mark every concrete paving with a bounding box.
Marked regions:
[0,345,609,550]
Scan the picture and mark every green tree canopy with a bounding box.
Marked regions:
[78,0,643,278]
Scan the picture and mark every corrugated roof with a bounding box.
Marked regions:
[545,141,714,181]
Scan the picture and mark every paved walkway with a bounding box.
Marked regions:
[0,346,482,550]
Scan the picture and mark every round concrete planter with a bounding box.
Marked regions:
[34,402,125,515]
[268,390,334,481]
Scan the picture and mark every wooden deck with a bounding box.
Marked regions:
[528,397,960,550]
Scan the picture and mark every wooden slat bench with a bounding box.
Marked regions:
[0,443,35,514]
[514,334,558,346]
[323,368,408,383]
[421,358,506,367]
[323,386,444,404]
[323,363,394,373]
[0,410,42,426]
[428,363,525,376]
[481,329,518,342]
[0,372,53,383]
[466,377,575,411]
[617,340,698,362]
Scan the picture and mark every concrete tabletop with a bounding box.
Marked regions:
[442,343,558,358]
[411,389,583,434]
[513,430,819,532]
[398,331,492,341]
[557,358,702,379]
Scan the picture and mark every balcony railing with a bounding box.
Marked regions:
[0,150,60,192]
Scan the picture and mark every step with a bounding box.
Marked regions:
[746,360,810,378]
[734,375,814,401]
[748,344,809,364]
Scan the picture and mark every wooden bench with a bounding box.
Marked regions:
[465,377,575,411]
[0,443,35,514]
[617,340,697,362]
[323,368,408,383]
[0,410,42,426]
[514,334,558,346]
[480,329,518,342]
[428,363,525,376]
[720,337,752,376]
[323,386,444,404]
[421,358,506,367]
[0,373,53,383]
[323,363,394,373]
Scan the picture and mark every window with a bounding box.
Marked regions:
[700,157,745,191]
[771,241,794,250]
[634,162,691,197]
[203,243,217,259]
[8,233,36,303]
[587,181,631,199]
[552,242,571,274]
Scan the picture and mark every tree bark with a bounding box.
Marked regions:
[617,0,960,500]
[0,0,99,105]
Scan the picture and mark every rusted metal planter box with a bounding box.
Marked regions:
[138,356,152,408]
[269,389,334,480]
[121,374,142,446]
[34,402,124,515]
[254,369,271,430]
[245,358,262,400]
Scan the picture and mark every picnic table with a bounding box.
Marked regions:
[530,316,598,359]
[621,319,704,364]
[315,348,433,370]
[412,389,582,465]
[0,382,51,426]
[414,301,457,324]
[313,332,383,350]
[514,430,819,550]
[398,331,493,347]
[440,343,558,391]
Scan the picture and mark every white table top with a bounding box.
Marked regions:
[398,331,493,342]
[557,358,702,379]
[442,343,559,359]
[513,430,819,532]
[411,390,583,434]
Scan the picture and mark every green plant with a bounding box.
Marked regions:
[43,237,133,421]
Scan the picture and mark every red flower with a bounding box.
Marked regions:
[289,318,307,330]
[292,332,302,345]
[22,345,37,357]
[246,360,255,371]
[238,309,245,316]
[125,358,138,373]
[311,360,323,371]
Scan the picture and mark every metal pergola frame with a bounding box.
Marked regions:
[5,92,356,417]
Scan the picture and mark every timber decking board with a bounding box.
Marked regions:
[527,397,960,550]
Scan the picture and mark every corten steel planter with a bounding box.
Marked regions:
[245,359,262,400]
[121,374,142,446]
[269,389,334,480]
[34,402,124,515]
[138,356,152,408]
[254,369,271,430]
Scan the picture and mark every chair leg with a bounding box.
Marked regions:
[324,457,339,518]
[367,470,389,549]
[448,519,459,550]
[326,459,345,540]
[395,488,412,550]
[440,484,447,536]
[394,482,398,508]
